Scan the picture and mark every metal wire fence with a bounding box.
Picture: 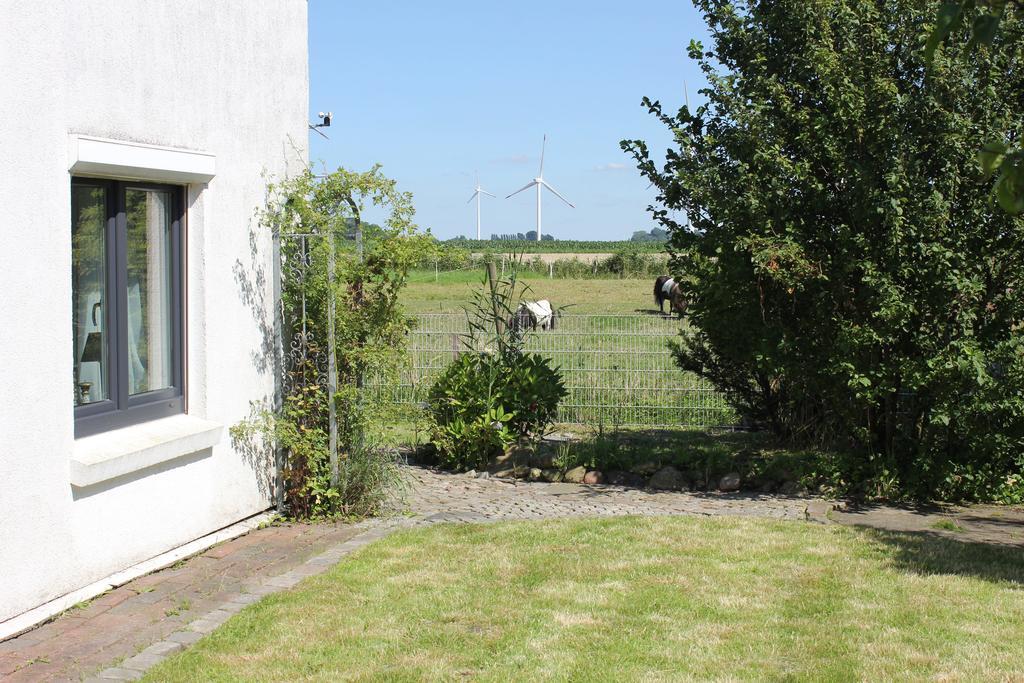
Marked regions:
[368,313,736,428]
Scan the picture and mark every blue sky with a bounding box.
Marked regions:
[308,1,710,241]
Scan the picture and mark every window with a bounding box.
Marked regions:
[72,178,184,437]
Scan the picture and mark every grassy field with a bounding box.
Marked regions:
[382,271,732,428]
[403,270,654,314]
[144,516,1024,682]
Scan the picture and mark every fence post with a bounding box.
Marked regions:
[272,229,284,513]
[549,261,553,279]
[434,258,438,282]
[327,226,339,488]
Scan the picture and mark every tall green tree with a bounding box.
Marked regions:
[927,1,1024,214]
[623,0,1024,499]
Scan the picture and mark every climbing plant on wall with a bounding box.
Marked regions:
[233,165,435,518]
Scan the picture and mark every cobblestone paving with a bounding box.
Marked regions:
[405,467,813,523]
[404,468,1024,546]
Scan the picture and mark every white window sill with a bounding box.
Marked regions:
[71,415,223,488]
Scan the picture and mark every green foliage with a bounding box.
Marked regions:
[622,0,1024,501]
[550,428,815,492]
[926,0,1020,61]
[231,355,406,519]
[427,353,519,470]
[426,267,568,470]
[927,1,1024,215]
[232,165,429,518]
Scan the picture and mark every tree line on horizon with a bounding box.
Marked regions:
[440,227,668,243]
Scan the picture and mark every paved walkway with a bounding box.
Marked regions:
[405,467,811,523]
[2,465,1021,681]
[0,521,372,681]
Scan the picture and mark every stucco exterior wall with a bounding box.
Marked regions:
[0,1,308,623]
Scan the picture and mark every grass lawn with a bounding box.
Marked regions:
[144,517,1024,682]
[404,270,653,315]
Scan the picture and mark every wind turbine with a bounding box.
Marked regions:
[466,172,495,240]
[506,134,574,241]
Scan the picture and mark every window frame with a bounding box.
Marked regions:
[73,177,186,438]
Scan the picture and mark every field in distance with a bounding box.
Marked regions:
[404,270,658,315]
[443,238,665,253]
[391,270,724,429]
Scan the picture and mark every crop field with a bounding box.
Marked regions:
[375,271,734,428]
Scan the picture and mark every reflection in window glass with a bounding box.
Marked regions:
[126,188,173,395]
[72,185,108,405]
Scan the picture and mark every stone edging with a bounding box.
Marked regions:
[85,519,407,682]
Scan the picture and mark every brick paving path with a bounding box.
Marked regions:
[0,521,370,681]
[1,465,1020,681]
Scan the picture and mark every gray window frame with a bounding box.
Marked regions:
[73,177,186,437]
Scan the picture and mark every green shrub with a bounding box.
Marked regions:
[427,350,566,471]
[426,264,568,470]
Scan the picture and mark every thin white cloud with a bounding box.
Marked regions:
[593,162,628,172]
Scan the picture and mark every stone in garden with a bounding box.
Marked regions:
[583,470,605,485]
[564,466,587,484]
[489,453,513,471]
[541,469,563,483]
[530,451,557,469]
[778,481,799,495]
[542,431,575,444]
[607,470,647,488]
[528,468,543,481]
[506,441,533,466]
[649,466,689,491]
[719,472,742,492]
[630,460,661,475]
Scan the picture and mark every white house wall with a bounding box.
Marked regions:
[0,1,308,623]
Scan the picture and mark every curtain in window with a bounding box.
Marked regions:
[126,188,172,395]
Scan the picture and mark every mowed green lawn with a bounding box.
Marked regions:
[403,270,654,314]
[144,517,1024,682]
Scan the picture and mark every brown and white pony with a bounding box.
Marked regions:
[653,275,687,317]
[509,299,559,333]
